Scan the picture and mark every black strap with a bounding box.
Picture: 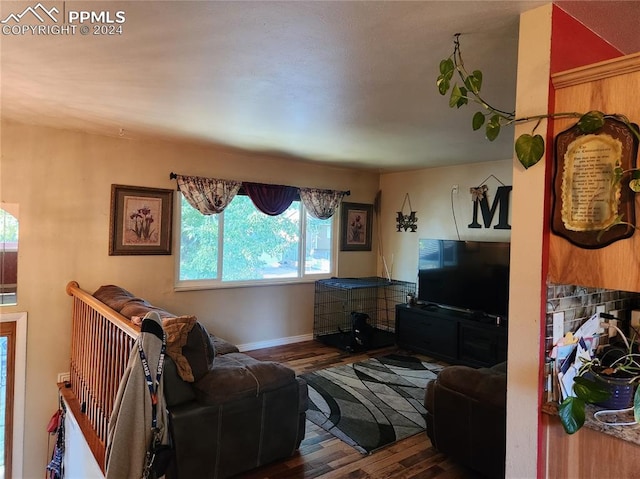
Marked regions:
[137,332,166,430]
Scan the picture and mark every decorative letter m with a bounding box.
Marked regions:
[468,185,512,230]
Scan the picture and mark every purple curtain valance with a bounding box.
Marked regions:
[171,172,349,218]
[243,182,298,216]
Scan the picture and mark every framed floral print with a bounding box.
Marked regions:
[109,184,173,255]
[340,202,373,251]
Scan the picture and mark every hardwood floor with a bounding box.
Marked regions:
[238,341,483,479]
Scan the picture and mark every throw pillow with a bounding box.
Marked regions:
[182,322,216,382]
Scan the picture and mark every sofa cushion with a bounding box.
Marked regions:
[93,285,138,312]
[194,353,295,404]
[182,322,217,381]
[120,299,176,321]
[210,336,239,355]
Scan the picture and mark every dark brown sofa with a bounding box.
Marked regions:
[94,285,308,479]
[424,362,507,479]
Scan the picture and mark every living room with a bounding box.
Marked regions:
[2,2,640,478]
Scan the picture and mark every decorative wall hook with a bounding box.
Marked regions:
[396,193,418,232]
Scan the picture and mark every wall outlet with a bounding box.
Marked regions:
[452,184,459,194]
[57,372,70,383]
[609,309,628,322]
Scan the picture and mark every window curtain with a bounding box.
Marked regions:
[299,188,348,219]
[243,182,298,216]
[176,175,241,215]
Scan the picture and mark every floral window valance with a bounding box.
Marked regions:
[300,188,348,220]
[170,172,349,219]
[174,174,241,215]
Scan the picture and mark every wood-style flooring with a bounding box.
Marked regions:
[238,341,483,479]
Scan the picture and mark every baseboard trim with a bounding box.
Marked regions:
[237,333,314,352]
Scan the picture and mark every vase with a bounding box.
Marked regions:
[593,374,637,410]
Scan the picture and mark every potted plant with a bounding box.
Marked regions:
[437,34,640,171]
[558,323,640,434]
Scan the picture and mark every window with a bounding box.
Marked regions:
[0,208,18,306]
[177,194,334,287]
[0,321,15,479]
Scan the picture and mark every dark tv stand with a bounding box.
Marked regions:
[395,304,507,367]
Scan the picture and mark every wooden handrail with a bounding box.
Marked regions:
[66,281,140,338]
[65,281,140,472]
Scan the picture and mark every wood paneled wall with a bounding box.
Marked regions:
[549,53,640,292]
[543,414,640,478]
[546,52,640,478]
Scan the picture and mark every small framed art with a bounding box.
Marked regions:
[340,202,373,251]
[109,184,174,255]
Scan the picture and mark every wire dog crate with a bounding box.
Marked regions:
[314,277,416,351]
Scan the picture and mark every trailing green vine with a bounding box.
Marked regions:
[436,34,640,171]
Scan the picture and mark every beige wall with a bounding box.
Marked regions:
[507,5,553,478]
[0,119,379,478]
[378,160,512,284]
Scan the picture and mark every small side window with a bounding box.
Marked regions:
[0,206,18,306]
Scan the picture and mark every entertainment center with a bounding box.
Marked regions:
[396,238,510,367]
[395,303,507,367]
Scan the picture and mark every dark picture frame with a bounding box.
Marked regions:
[340,202,373,251]
[551,117,638,249]
[109,184,174,255]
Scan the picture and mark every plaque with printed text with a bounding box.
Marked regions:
[552,117,638,249]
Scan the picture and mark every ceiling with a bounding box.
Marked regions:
[1,1,639,172]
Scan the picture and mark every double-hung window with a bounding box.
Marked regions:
[177,193,335,287]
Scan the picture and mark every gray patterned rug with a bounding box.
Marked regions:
[300,354,443,454]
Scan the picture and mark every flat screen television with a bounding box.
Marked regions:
[418,239,510,319]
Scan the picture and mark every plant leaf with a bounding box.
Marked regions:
[577,111,605,133]
[449,84,463,108]
[449,84,469,108]
[613,166,624,183]
[456,87,468,108]
[485,115,501,141]
[559,396,585,434]
[468,70,482,93]
[437,75,450,95]
[634,385,640,423]
[439,58,454,76]
[573,375,611,403]
[515,134,545,169]
[472,112,485,131]
[629,179,640,193]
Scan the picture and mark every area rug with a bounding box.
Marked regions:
[300,354,444,454]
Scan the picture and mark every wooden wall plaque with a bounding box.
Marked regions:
[551,117,638,249]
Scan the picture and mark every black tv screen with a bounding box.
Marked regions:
[418,239,510,318]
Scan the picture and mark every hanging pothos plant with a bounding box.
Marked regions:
[436,34,640,177]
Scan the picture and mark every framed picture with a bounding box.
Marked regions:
[551,116,638,248]
[109,184,174,255]
[340,202,373,251]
